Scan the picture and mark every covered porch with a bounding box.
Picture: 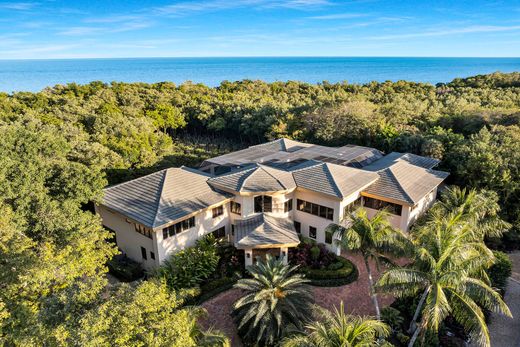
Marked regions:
[234,214,300,266]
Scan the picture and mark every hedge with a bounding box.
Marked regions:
[301,256,358,287]
[196,277,237,303]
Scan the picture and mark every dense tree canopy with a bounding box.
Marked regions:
[1,72,520,344]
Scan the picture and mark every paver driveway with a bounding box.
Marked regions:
[200,253,395,347]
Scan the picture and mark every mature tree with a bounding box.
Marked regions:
[232,254,314,346]
[328,208,408,319]
[377,209,511,347]
[146,104,187,133]
[77,280,229,347]
[282,302,390,347]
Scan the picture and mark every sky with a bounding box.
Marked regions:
[1,0,520,59]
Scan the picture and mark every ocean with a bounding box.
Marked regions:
[0,57,519,93]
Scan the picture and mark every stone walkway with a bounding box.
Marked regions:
[488,252,520,347]
[201,253,395,347]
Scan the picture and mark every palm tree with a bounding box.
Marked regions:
[186,306,230,347]
[328,208,408,319]
[433,186,510,239]
[377,209,511,347]
[282,302,390,347]
[232,254,314,346]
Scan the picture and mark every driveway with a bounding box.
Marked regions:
[200,253,395,347]
[488,252,520,347]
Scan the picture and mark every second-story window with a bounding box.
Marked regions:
[134,223,153,239]
[230,201,241,215]
[212,205,224,218]
[254,195,272,213]
[297,199,334,221]
[162,216,195,240]
[284,199,293,212]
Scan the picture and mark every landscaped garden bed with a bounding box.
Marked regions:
[289,239,358,286]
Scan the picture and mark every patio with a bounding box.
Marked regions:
[200,252,395,347]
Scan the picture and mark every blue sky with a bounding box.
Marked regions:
[1,0,520,59]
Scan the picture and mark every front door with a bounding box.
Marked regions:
[252,248,280,263]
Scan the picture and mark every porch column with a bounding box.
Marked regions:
[244,248,253,267]
[280,247,288,265]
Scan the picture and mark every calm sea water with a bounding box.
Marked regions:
[0,57,519,92]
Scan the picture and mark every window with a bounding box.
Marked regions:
[325,231,333,244]
[344,197,362,215]
[212,205,224,218]
[297,199,334,221]
[150,251,155,260]
[231,224,235,236]
[363,197,402,216]
[294,221,301,234]
[212,226,226,239]
[284,199,293,212]
[230,201,241,215]
[141,246,147,260]
[309,226,317,239]
[162,216,195,240]
[134,224,153,239]
[254,195,272,213]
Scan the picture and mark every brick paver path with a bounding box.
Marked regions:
[201,252,395,347]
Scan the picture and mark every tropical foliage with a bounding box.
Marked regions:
[232,254,314,346]
[156,234,221,289]
[282,302,391,347]
[328,208,408,319]
[377,204,512,347]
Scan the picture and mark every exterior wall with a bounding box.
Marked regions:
[96,205,157,270]
[156,202,230,264]
[293,190,341,247]
[407,188,437,229]
[364,206,404,230]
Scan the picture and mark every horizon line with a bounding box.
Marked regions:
[1,55,520,62]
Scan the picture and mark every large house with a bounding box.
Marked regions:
[96,139,448,269]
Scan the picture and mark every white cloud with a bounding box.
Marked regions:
[0,2,38,11]
[368,25,520,40]
[309,13,366,20]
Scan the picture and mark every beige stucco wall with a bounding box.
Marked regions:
[96,205,157,270]
[156,202,230,264]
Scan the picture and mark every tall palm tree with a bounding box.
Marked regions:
[377,209,511,347]
[232,254,314,346]
[328,208,408,319]
[282,302,390,347]
[433,186,510,239]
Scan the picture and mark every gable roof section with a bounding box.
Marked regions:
[102,167,231,229]
[364,152,440,171]
[292,161,379,199]
[363,161,449,205]
[207,164,296,193]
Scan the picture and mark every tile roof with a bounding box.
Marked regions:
[292,161,380,199]
[234,214,300,248]
[207,164,296,193]
[102,167,231,228]
[200,138,383,170]
[363,161,449,205]
[363,152,440,171]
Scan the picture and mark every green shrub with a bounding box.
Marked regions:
[107,254,144,282]
[156,235,220,289]
[310,245,321,260]
[488,251,512,293]
[302,256,358,286]
[381,307,404,332]
[327,261,343,271]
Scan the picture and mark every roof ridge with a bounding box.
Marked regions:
[238,164,261,191]
[386,166,414,204]
[322,163,345,198]
[152,169,169,228]
[258,164,289,189]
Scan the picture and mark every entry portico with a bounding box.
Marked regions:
[234,213,300,266]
